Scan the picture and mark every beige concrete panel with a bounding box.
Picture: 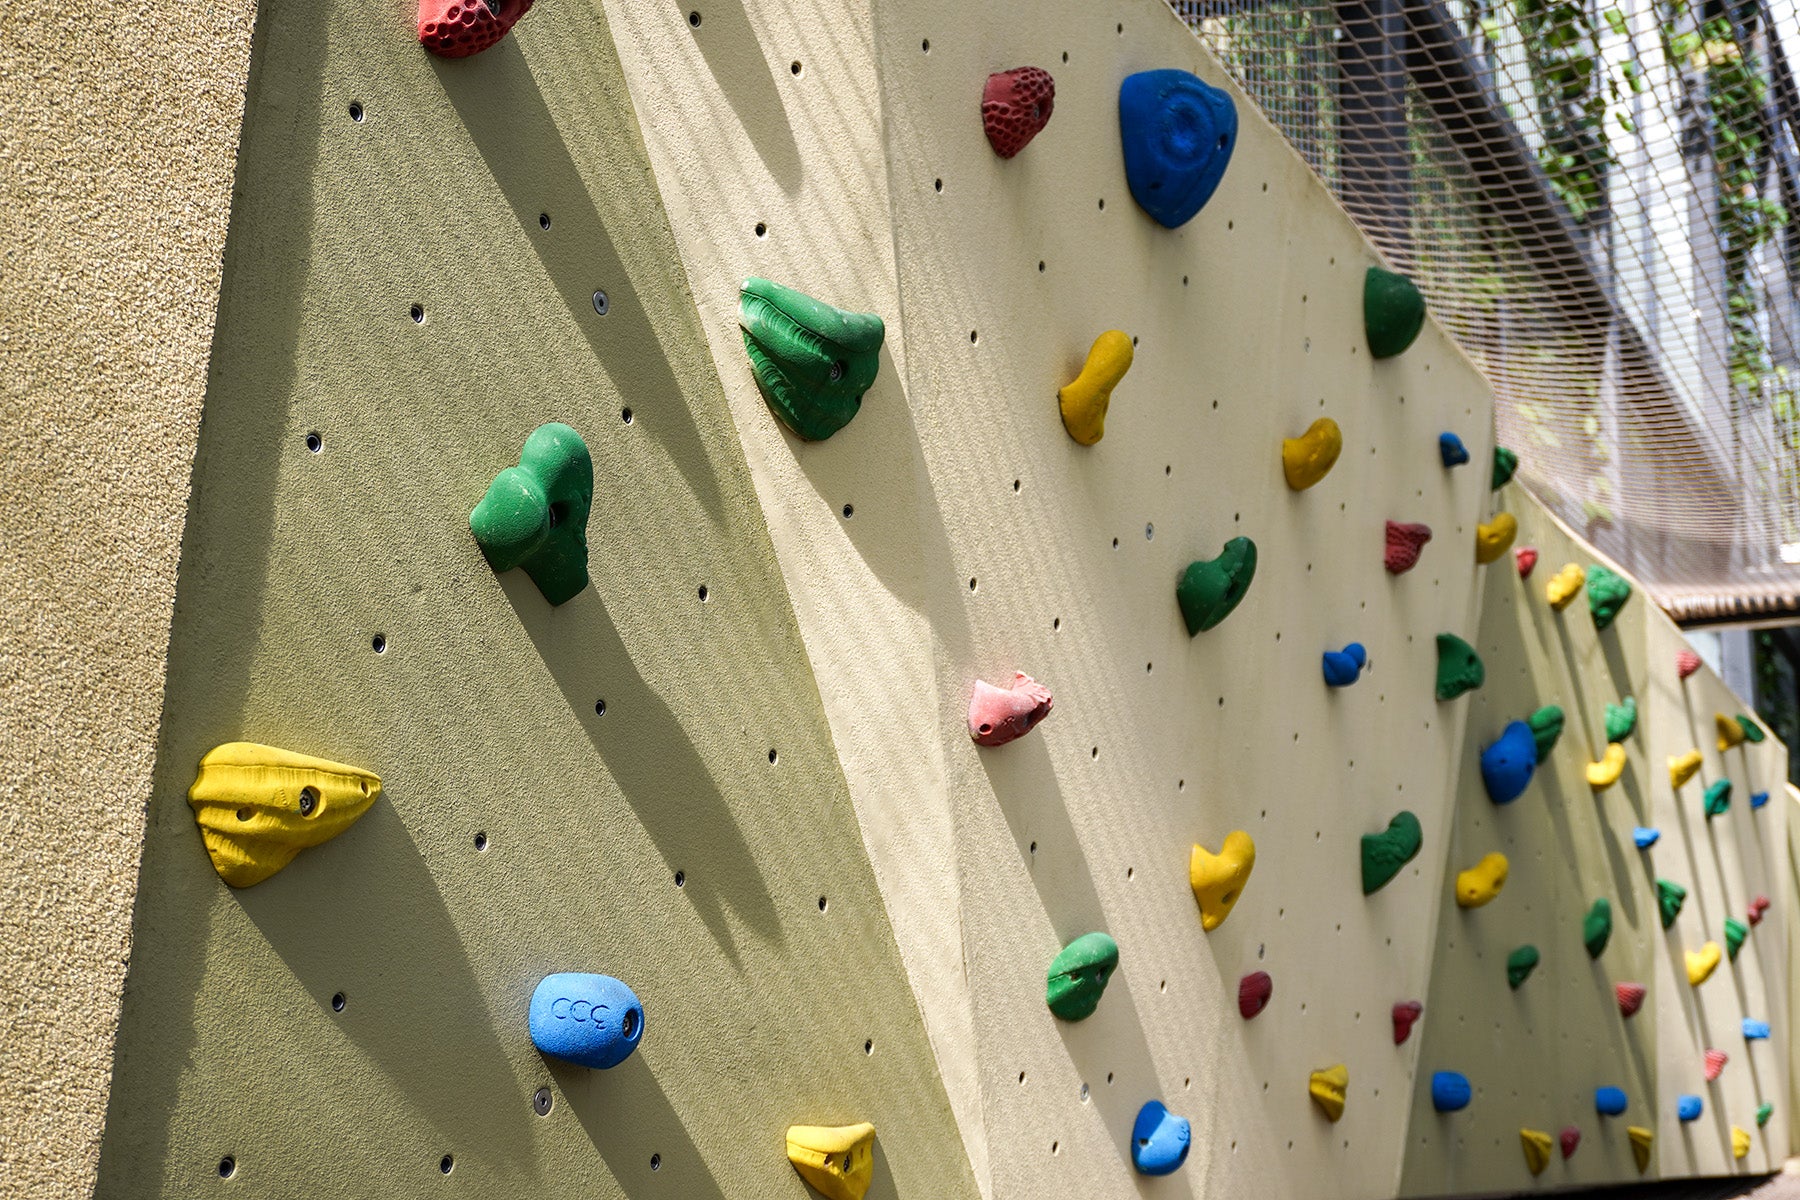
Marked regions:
[0,0,256,1194]
[1788,785,1800,1153]
[91,1,974,1197]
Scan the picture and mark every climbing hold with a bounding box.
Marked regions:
[1520,1128,1553,1176]
[968,672,1053,746]
[1545,563,1585,610]
[1514,546,1539,577]
[1385,521,1432,574]
[1177,538,1257,634]
[1752,790,1770,810]
[1717,712,1747,752]
[1431,1071,1472,1112]
[1506,945,1540,989]
[1559,1126,1580,1159]
[1045,932,1118,1021]
[1596,1086,1629,1115]
[1724,918,1748,961]
[1238,971,1273,1019]
[1282,417,1342,490]
[786,1123,876,1200]
[1586,565,1631,630]
[1737,714,1767,743]
[1130,1101,1192,1175]
[1436,633,1485,700]
[1117,70,1237,229]
[1492,446,1520,490]
[1657,879,1687,929]
[1308,1064,1348,1122]
[739,278,885,443]
[1704,1048,1728,1081]
[1669,749,1703,788]
[1686,941,1722,986]
[982,67,1055,158]
[1361,810,1423,895]
[1474,513,1517,564]
[1677,1095,1703,1122]
[1437,432,1470,468]
[1743,1019,1770,1041]
[1189,831,1255,931]
[1605,697,1638,743]
[1677,647,1703,679]
[1583,898,1612,959]
[1632,827,1660,849]
[528,973,644,1070]
[1732,1126,1752,1160]
[418,0,532,57]
[1527,705,1564,758]
[1392,1000,1423,1044]
[1757,1103,1775,1127]
[1322,642,1369,688]
[469,422,593,606]
[1058,330,1133,444]
[1480,722,1538,804]
[1628,1126,1653,1172]
[1586,744,1626,790]
[187,743,380,888]
[1454,852,1508,908]
[1748,895,1771,926]
[1615,984,1645,1019]
[1365,267,1426,359]
[1703,779,1732,818]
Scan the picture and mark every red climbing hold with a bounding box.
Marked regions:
[1238,971,1272,1019]
[1704,1049,1728,1081]
[1392,1000,1423,1045]
[1560,1127,1581,1159]
[967,672,1053,746]
[982,68,1055,158]
[1615,982,1645,1018]
[1677,648,1702,680]
[1749,895,1771,926]
[1384,522,1432,574]
[418,0,532,57]
[1515,546,1538,577]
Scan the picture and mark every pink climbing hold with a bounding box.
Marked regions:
[1384,522,1432,574]
[1749,895,1771,926]
[1615,982,1645,1018]
[982,67,1056,158]
[1677,648,1702,680]
[1515,546,1538,577]
[1704,1049,1728,1081]
[1238,971,1272,1019]
[418,0,533,57]
[1392,1000,1423,1045]
[967,672,1053,746]
[1560,1127,1581,1159]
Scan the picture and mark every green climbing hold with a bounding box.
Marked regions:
[1507,945,1541,989]
[1435,633,1486,700]
[1527,705,1565,759]
[738,277,885,442]
[1738,715,1767,743]
[1584,898,1612,959]
[1364,266,1426,359]
[1361,811,1423,895]
[1724,918,1748,962]
[1657,879,1687,929]
[1586,565,1632,631]
[1491,446,1519,490]
[469,422,595,606]
[1176,538,1257,635]
[1046,932,1120,1020]
[1704,779,1733,818]
[1757,1103,1775,1127]
[1605,697,1638,743]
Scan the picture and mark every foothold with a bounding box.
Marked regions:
[1586,565,1632,629]
[1515,546,1539,577]
[469,422,594,606]
[1130,1101,1192,1176]
[1751,790,1770,810]
[1238,971,1273,1020]
[1748,895,1771,926]
[1595,1085,1630,1115]
[1732,1126,1752,1160]
[1677,647,1703,679]
[1506,944,1540,989]
[1583,897,1612,959]
[1117,70,1237,229]
[1668,749,1703,788]
[785,1123,876,1200]
[1474,513,1517,564]
[1686,941,1722,987]
[1586,744,1626,790]
[1189,832,1255,930]
[1704,1048,1728,1081]
[1177,538,1257,634]
[1657,879,1687,929]
[739,278,885,443]
[1527,705,1564,759]
[1283,417,1343,490]
[1545,563,1585,610]
[1437,432,1470,467]
[1361,810,1423,895]
[1385,521,1432,574]
[1614,984,1645,1019]
[1724,918,1748,961]
[1604,696,1638,743]
[418,0,532,58]
[1058,330,1133,444]
[528,973,643,1070]
[1045,932,1118,1021]
[1392,1000,1423,1044]
[1757,1102,1775,1127]
[1716,712,1747,752]
[1737,714,1767,743]
[968,672,1053,746]
[1435,633,1485,700]
[1308,1064,1348,1122]
[1365,266,1427,359]
[1743,1019,1771,1041]
[1454,852,1508,908]
[1632,827,1660,849]
[1520,1128,1553,1176]
[187,743,380,888]
[1492,446,1520,489]
[1703,779,1732,818]
[1322,643,1369,688]
[1628,1126,1653,1172]
[1559,1126,1580,1159]
[982,67,1055,158]
[1431,1071,1472,1112]
[1480,722,1538,804]
[1677,1094,1703,1122]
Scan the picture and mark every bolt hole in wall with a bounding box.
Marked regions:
[621,406,633,424]
[841,503,854,518]
[439,1154,454,1175]
[790,60,802,76]
[371,634,387,654]
[473,831,488,852]
[651,1153,662,1171]
[409,303,424,324]
[538,212,551,230]
[697,584,709,602]
[674,869,685,887]
[347,100,363,122]
[754,222,767,238]
[304,431,322,453]
[532,1087,553,1116]
[688,9,700,26]
[217,1156,235,1179]
[594,699,606,716]
[331,991,346,1012]
[818,895,828,912]
[592,290,609,315]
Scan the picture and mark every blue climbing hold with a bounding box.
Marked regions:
[1130,1100,1192,1175]
[1439,433,1470,468]
[1595,1087,1628,1116]
[528,973,644,1069]
[1677,1095,1703,1122]
[1480,721,1538,805]
[1322,643,1368,687]
[1752,790,1770,810]
[1744,1019,1771,1041]
[1633,827,1660,849]
[1431,1071,1472,1113]
[1117,71,1237,229]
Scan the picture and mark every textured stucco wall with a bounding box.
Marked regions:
[0,0,255,1194]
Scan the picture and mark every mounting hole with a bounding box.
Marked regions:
[331,991,346,1012]
[1051,617,1060,631]
[969,330,978,344]
[697,584,709,602]
[533,1087,553,1116]
[538,212,551,231]
[842,503,854,518]
[440,1155,454,1175]
[651,1154,662,1171]
[674,870,685,887]
[1145,523,1154,540]
[1051,1141,1060,1155]
[921,37,929,51]
[968,577,977,592]
[818,895,828,912]
[1038,261,1046,272]
[348,101,364,122]
[1012,479,1021,492]
[409,304,425,324]
[688,10,700,25]
[790,60,803,75]
[768,748,778,764]
[1029,841,1037,855]
[863,1039,873,1055]
[754,222,768,238]
[371,634,387,654]
[934,179,943,193]
[621,407,633,424]
[304,431,323,454]
[298,787,319,817]
[474,831,489,852]
[218,1156,236,1179]
[594,699,607,716]
[1097,198,1105,210]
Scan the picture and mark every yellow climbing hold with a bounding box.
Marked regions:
[1309,1064,1348,1122]
[1058,330,1133,445]
[1669,749,1703,788]
[1282,417,1342,490]
[1454,852,1509,908]
[1686,941,1722,986]
[1586,743,1626,790]
[1716,712,1747,752]
[187,742,380,887]
[786,1122,876,1200]
[1474,513,1517,564]
[1732,1126,1752,1160]
[1628,1126,1653,1172]
[1546,563,1585,609]
[1189,831,1255,931]
[1520,1128,1553,1176]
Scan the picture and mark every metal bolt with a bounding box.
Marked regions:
[533,1087,553,1116]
